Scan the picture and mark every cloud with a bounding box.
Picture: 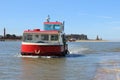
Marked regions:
[112,26,120,30]
[105,21,120,24]
[109,21,120,24]
[78,13,112,19]
[97,16,112,19]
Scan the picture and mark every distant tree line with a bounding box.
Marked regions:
[0,34,22,40]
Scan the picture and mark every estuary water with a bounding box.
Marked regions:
[0,41,120,80]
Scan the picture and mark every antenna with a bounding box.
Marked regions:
[46,15,50,22]
[62,21,65,31]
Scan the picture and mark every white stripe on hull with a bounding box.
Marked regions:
[22,42,63,45]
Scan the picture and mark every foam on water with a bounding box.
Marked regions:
[69,47,91,54]
[14,53,39,58]
[15,53,61,58]
[20,55,40,58]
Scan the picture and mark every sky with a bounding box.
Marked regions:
[0,0,120,41]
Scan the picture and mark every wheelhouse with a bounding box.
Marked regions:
[44,22,64,32]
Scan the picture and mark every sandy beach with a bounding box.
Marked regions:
[75,40,109,42]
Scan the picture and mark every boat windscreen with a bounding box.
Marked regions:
[44,24,61,31]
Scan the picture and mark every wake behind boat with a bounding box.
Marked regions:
[21,16,69,56]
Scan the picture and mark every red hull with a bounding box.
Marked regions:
[21,44,68,56]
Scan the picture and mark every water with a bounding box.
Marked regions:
[1,41,120,80]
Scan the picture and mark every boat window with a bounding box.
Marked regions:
[44,24,52,30]
[41,34,49,40]
[51,35,58,41]
[26,35,32,40]
[44,24,61,31]
[53,25,61,30]
[35,35,39,38]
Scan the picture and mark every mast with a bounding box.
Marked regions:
[46,15,50,22]
[62,21,65,31]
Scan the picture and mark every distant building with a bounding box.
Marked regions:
[96,35,99,40]
[66,34,88,41]
[96,35,102,40]
[4,28,6,38]
[0,28,22,40]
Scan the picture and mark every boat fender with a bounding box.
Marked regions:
[35,50,40,54]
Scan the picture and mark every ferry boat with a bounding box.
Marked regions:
[21,16,69,56]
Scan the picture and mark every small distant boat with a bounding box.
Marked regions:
[69,38,76,42]
[21,16,69,56]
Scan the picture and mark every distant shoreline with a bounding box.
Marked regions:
[73,40,120,42]
[0,39,22,42]
[74,40,109,42]
[0,39,119,42]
